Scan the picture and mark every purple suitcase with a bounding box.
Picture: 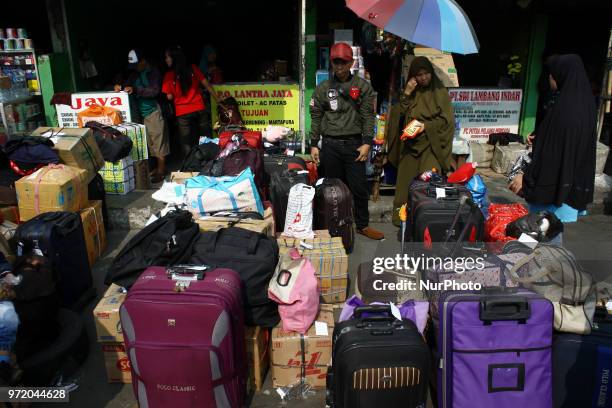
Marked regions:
[437,289,553,408]
[120,266,246,408]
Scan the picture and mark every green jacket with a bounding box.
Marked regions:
[309,74,375,146]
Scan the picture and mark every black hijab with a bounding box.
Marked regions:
[523,54,596,211]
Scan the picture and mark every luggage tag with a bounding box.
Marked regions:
[167,265,209,290]
[435,188,446,199]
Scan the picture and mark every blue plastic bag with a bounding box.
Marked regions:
[467,175,490,218]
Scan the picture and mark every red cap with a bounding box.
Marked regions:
[330,43,353,62]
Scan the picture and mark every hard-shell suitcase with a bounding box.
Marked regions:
[13,211,94,309]
[314,178,355,253]
[120,266,247,408]
[327,305,430,408]
[407,180,484,247]
[437,289,553,408]
[269,169,309,233]
[552,313,612,407]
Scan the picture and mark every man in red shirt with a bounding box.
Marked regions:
[162,45,221,158]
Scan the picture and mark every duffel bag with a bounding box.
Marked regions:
[85,121,133,162]
[222,147,266,189]
[219,129,262,150]
[192,227,280,327]
[184,168,264,216]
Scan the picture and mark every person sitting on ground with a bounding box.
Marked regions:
[509,54,597,226]
[115,49,169,183]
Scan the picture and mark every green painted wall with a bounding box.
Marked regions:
[520,14,548,137]
[304,0,317,143]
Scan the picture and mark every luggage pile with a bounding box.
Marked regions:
[92,126,357,403]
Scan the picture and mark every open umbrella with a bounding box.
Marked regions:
[346,0,480,55]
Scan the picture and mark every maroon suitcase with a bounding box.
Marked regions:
[120,266,246,408]
[314,178,355,253]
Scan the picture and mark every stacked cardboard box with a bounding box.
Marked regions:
[111,123,148,161]
[99,157,135,195]
[197,207,275,238]
[31,127,105,183]
[277,231,349,303]
[270,305,334,388]
[15,165,89,222]
[245,326,270,393]
[93,284,131,383]
[79,200,107,267]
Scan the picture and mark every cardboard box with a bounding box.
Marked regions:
[104,178,135,195]
[197,207,275,238]
[170,172,199,184]
[245,326,270,393]
[31,127,105,183]
[112,123,148,161]
[15,165,88,222]
[277,234,348,303]
[491,143,526,175]
[80,200,107,267]
[270,305,334,388]
[100,157,134,182]
[133,160,151,190]
[93,284,126,343]
[414,47,459,88]
[0,206,19,224]
[101,342,132,383]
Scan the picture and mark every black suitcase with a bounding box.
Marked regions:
[314,178,355,253]
[263,154,306,178]
[553,311,612,408]
[327,305,430,408]
[269,169,309,233]
[13,212,94,310]
[191,227,280,328]
[406,179,484,248]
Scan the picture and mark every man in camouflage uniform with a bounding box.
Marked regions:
[310,43,384,240]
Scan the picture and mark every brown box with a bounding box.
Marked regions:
[197,207,275,238]
[15,165,88,222]
[93,284,126,343]
[0,76,11,90]
[134,160,152,190]
[170,172,199,184]
[270,305,334,388]
[32,127,105,183]
[245,326,270,393]
[0,206,19,224]
[80,200,107,267]
[101,342,132,383]
[277,235,348,303]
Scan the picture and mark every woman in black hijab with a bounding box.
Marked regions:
[509,54,596,222]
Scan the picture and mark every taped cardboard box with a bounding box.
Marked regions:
[93,283,126,343]
[133,160,151,190]
[80,200,107,267]
[99,157,134,182]
[0,206,19,224]
[170,172,199,184]
[112,123,148,161]
[104,178,135,195]
[15,165,88,222]
[32,127,105,183]
[270,305,334,388]
[277,234,348,303]
[491,143,527,175]
[197,207,275,238]
[245,326,270,393]
[101,342,132,383]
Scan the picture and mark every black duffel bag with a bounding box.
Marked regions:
[85,121,133,162]
[191,227,280,327]
[181,143,221,172]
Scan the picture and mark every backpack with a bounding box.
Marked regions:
[222,147,266,191]
[180,143,221,172]
[105,209,200,288]
[508,244,596,334]
[85,121,133,163]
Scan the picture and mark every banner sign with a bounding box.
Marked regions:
[56,92,132,127]
[449,88,522,143]
[211,83,300,132]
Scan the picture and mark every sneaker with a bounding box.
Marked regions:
[357,227,385,240]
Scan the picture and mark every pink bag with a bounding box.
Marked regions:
[268,248,319,334]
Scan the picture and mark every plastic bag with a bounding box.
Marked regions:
[485,203,529,242]
[466,174,490,218]
[77,105,122,127]
[283,184,315,239]
[506,211,564,242]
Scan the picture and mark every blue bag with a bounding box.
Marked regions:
[467,174,490,218]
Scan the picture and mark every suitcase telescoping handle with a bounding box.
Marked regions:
[166,265,209,281]
[479,297,531,324]
[354,305,396,322]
